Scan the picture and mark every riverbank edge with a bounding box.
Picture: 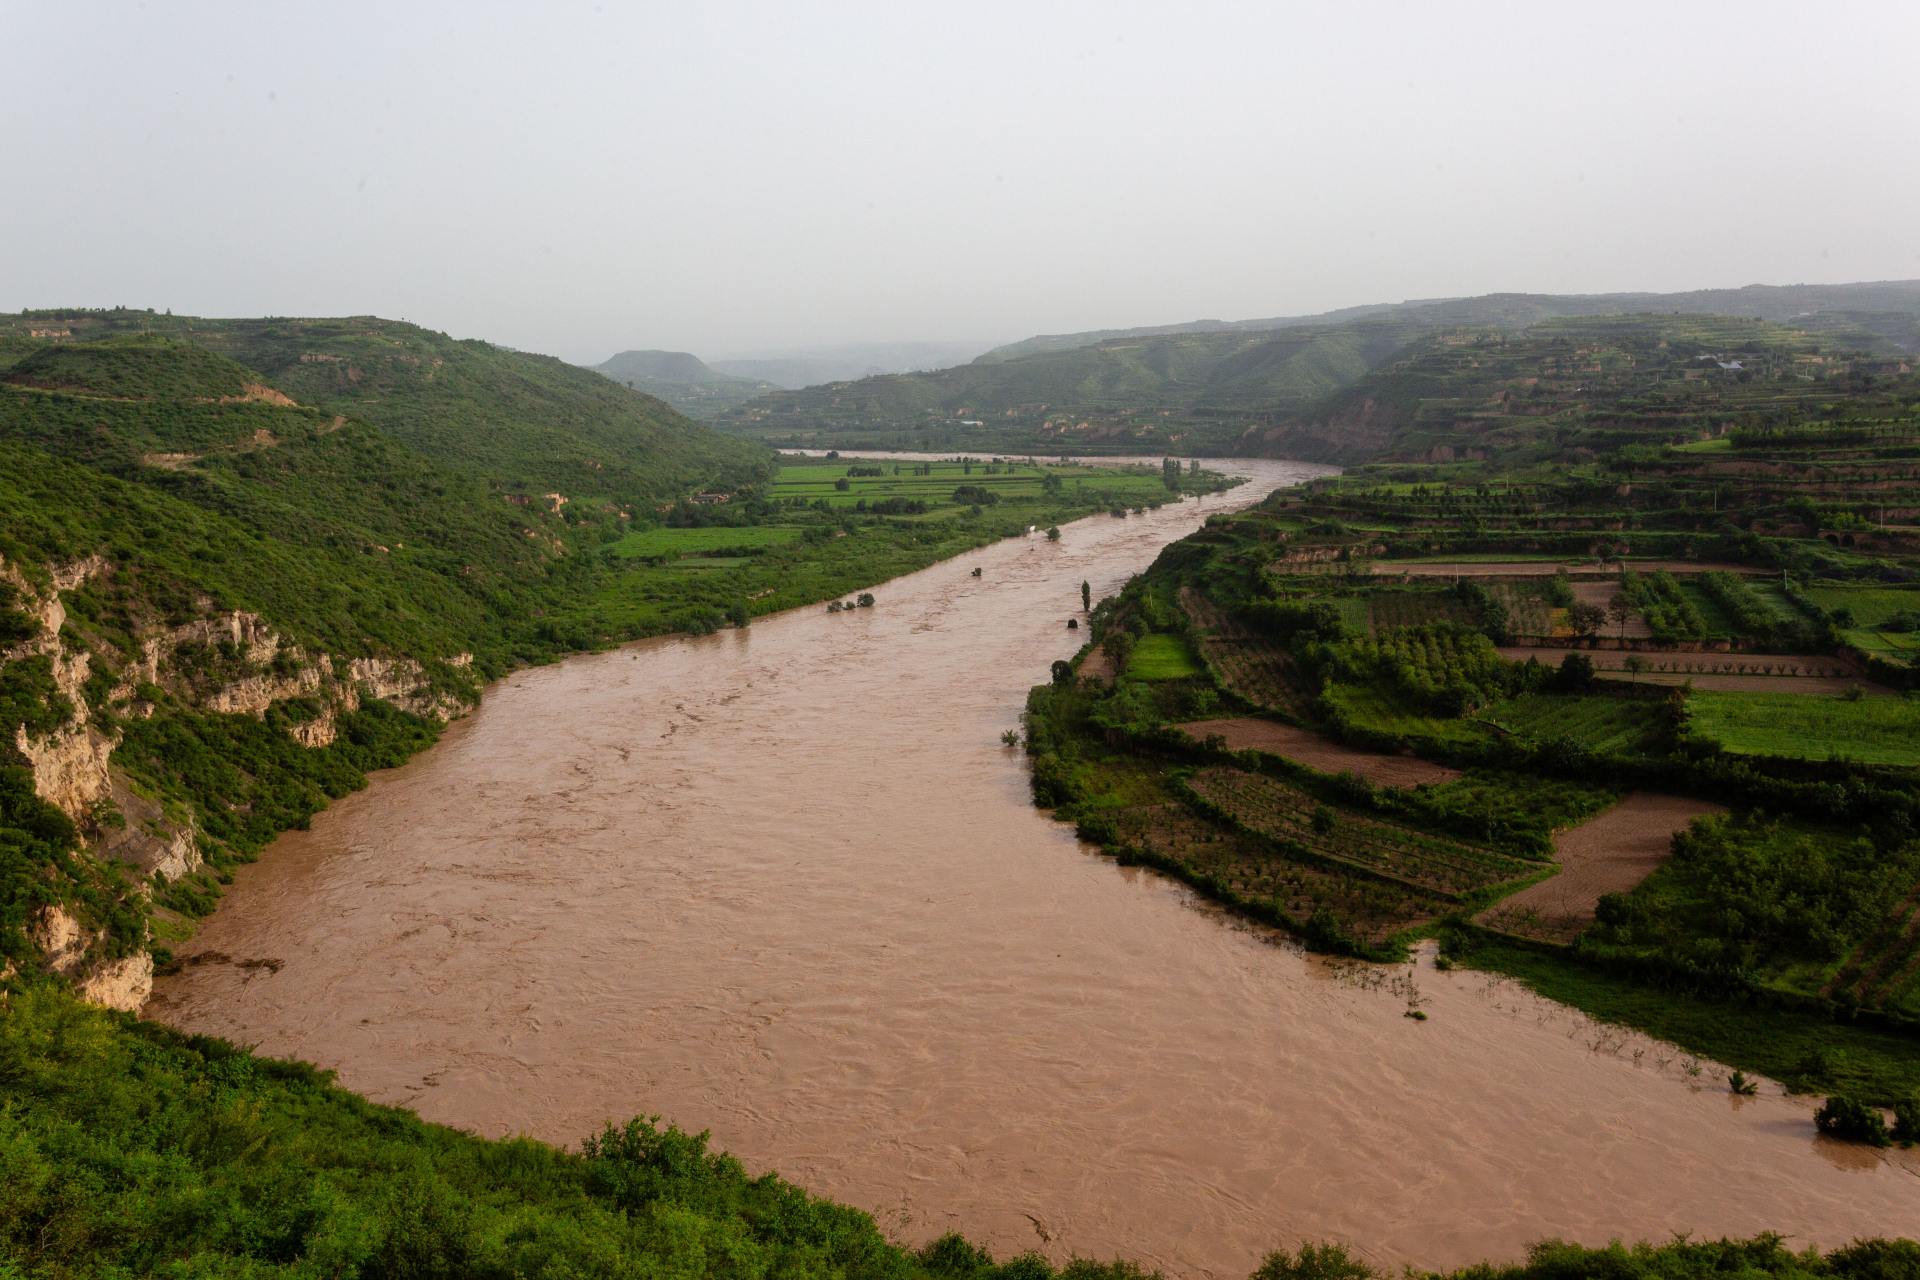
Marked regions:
[126,473,1248,985]
[1018,655,1920,1106]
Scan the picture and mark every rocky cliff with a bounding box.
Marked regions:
[0,554,474,1012]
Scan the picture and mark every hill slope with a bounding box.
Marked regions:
[714,321,1426,455]
[0,312,770,499]
[982,280,1920,362]
[0,317,779,1014]
[592,348,781,420]
[1233,311,1907,464]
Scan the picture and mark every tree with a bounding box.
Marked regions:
[1622,654,1649,684]
[1567,601,1606,637]
[833,477,850,491]
[1050,659,1073,686]
[1608,592,1634,640]
[856,592,875,608]
[1046,526,1060,541]
[1081,580,1090,611]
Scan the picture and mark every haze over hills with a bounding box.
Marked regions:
[979,280,1920,362]
[709,279,1920,457]
[590,348,780,421]
[709,341,1001,390]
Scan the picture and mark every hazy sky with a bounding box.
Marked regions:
[6,2,1918,363]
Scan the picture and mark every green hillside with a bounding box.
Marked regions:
[1233,311,1903,464]
[981,281,1920,363]
[715,321,1424,455]
[1026,303,1920,1106]
[0,311,770,499]
[0,318,1240,1009]
[592,348,781,420]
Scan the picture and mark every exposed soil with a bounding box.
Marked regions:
[1568,581,1653,637]
[1496,647,1880,694]
[1475,793,1725,944]
[1175,717,1460,786]
[1373,560,1751,578]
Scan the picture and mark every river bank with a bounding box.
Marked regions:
[144,459,1920,1277]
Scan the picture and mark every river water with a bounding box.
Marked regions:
[147,458,1918,1275]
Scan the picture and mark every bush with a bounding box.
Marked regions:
[1252,1242,1377,1280]
[953,485,1000,506]
[1552,651,1595,693]
[1816,1095,1892,1146]
[1893,1094,1920,1146]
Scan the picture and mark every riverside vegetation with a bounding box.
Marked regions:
[5,304,1920,1274]
[7,984,1919,1277]
[1023,309,1920,1128]
[0,308,1238,1017]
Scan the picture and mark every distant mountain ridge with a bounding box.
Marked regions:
[710,341,999,390]
[590,349,780,421]
[981,280,1920,362]
[710,279,1920,456]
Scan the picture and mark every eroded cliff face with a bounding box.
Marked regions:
[27,904,153,1013]
[1,554,474,1012]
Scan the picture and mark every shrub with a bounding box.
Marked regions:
[1815,1095,1891,1146]
[1894,1094,1920,1146]
[1252,1242,1378,1280]
[1552,651,1595,692]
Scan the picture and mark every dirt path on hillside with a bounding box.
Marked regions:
[1497,647,1879,693]
[1475,793,1725,944]
[1371,560,1751,578]
[1176,717,1460,786]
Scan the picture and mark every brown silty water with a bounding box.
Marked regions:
[147,459,1919,1276]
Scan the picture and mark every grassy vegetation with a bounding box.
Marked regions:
[610,525,803,557]
[8,981,1912,1278]
[1686,690,1920,765]
[1448,936,1920,1106]
[1127,633,1202,679]
[0,984,1147,1280]
[0,318,1240,988]
[1020,305,1920,1112]
[1485,693,1672,756]
[713,323,1425,456]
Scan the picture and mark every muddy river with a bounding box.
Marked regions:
[148,458,1918,1275]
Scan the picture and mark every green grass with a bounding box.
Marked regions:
[1127,633,1203,680]
[769,460,1197,511]
[1804,584,1920,627]
[1688,689,1920,765]
[1485,692,1671,756]
[1456,938,1920,1105]
[1322,683,1497,749]
[610,525,801,557]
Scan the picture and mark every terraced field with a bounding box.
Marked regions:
[1110,803,1446,945]
[1179,587,1310,717]
[1185,766,1537,898]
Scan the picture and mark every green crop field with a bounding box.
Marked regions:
[611,525,803,557]
[1687,690,1920,765]
[1805,584,1920,626]
[770,458,1200,512]
[1321,683,1496,749]
[1485,692,1672,756]
[1128,633,1202,679]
